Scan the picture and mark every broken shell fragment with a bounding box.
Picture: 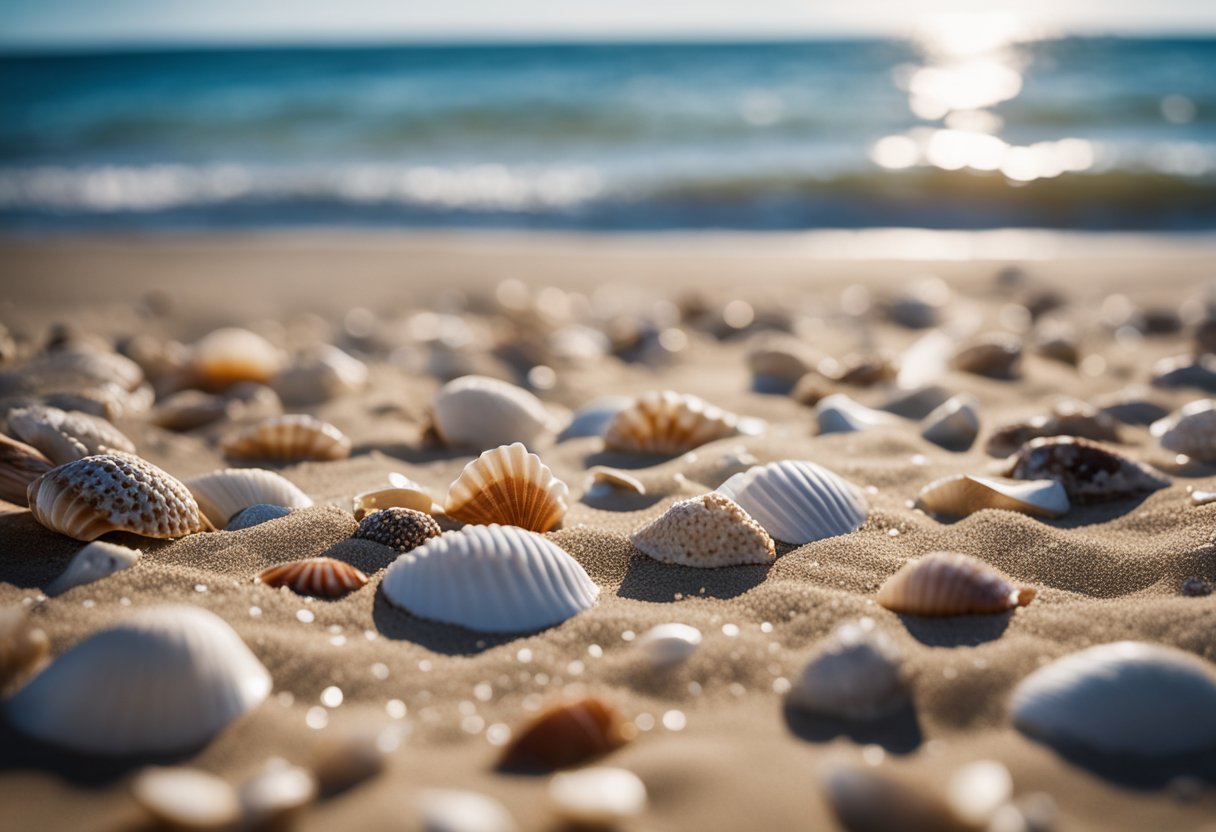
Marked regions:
[1001,436,1169,502]
[258,557,368,598]
[920,394,979,451]
[45,540,140,597]
[876,552,1036,616]
[1151,399,1216,463]
[0,433,53,505]
[916,475,1069,519]
[444,442,568,532]
[354,507,442,553]
[499,697,635,772]
[816,394,900,435]
[222,414,351,462]
[548,767,648,827]
[189,327,285,390]
[187,467,313,527]
[7,405,136,465]
[787,618,908,719]
[630,492,775,568]
[432,374,559,449]
[132,767,242,830]
[716,459,868,545]
[603,390,746,456]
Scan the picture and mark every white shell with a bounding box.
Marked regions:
[6,605,271,755]
[816,394,901,434]
[432,375,558,449]
[548,767,648,826]
[916,475,1069,519]
[239,759,318,825]
[444,442,569,532]
[717,459,868,545]
[920,394,979,450]
[187,468,313,527]
[635,623,702,668]
[418,789,518,832]
[946,761,1013,828]
[45,540,140,597]
[787,618,907,720]
[820,761,963,832]
[381,525,598,633]
[1151,399,1216,462]
[1010,641,1216,756]
[272,344,368,404]
[7,405,136,465]
[895,330,955,390]
[132,767,241,830]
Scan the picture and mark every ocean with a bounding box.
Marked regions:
[0,38,1213,232]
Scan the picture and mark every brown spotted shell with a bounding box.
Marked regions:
[603,390,744,455]
[499,697,636,772]
[1001,436,1169,502]
[0,433,53,506]
[353,507,441,553]
[444,442,568,532]
[985,399,1121,458]
[876,552,1035,616]
[258,557,367,598]
[222,415,351,462]
[7,405,136,465]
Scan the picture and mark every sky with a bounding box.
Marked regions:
[2,0,1215,48]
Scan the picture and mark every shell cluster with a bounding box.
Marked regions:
[876,552,1036,616]
[630,492,775,568]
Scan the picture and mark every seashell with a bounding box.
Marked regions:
[949,333,1023,378]
[499,697,635,772]
[118,333,189,385]
[876,552,1036,616]
[920,394,979,451]
[224,381,283,422]
[1094,385,1170,426]
[23,345,146,394]
[1151,353,1216,393]
[7,405,136,465]
[586,466,646,496]
[28,452,210,540]
[790,372,833,406]
[239,758,317,826]
[222,414,351,462]
[717,459,868,545]
[0,606,49,688]
[885,277,950,329]
[603,390,746,455]
[150,390,230,431]
[826,353,898,388]
[381,524,597,633]
[1010,641,1216,756]
[946,761,1013,828]
[1033,320,1081,366]
[558,396,633,441]
[353,507,442,553]
[272,345,368,405]
[630,492,775,568]
[635,623,702,669]
[6,605,271,755]
[189,327,285,390]
[548,767,648,827]
[878,384,951,420]
[916,474,1069,519]
[1190,489,1216,507]
[816,394,901,434]
[353,487,436,520]
[226,503,293,531]
[311,731,386,795]
[1151,399,1216,462]
[418,789,518,832]
[985,398,1122,458]
[0,432,53,505]
[787,618,908,719]
[258,557,368,598]
[432,374,559,449]
[746,334,822,392]
[132,767,241,830]
[45,540,140,597]
[1001,436,1169,502]
[895,331,955,391]
[444,442,568,532]
[187,467,313,527]
[820,761,972,832]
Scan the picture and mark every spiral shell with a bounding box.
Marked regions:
[1001,436,1169,502]
[189,327,285,390]
[222,415,351,462]
[603,390,745,455]
[432,374,559,449]
[916,474,1069,519]
[186,467,313,527]
[353,507,442,553]
[45,540,140,597]
[258,557,368,598]
[7,405,136,465]
[444,442,568,532]
[499,697,635,772]
[630,492,775,568]
[1151,399,1216,462]
[787,618,908,719]
[716,459,868,545]
[0,433,52,505]
[876,552,1035,616]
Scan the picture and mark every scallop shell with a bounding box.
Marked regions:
[950,333,1023,378]
[716,459,868,545]
[1,606,49,688]
[190,327,285,389]
[7,405,136,465]
[28,452,210,541]
[920,394,979,451]
[258,557,368,598]
[499,697,635,772]
[444,442,568,532]
[0,433,52,505]
[1010,641,1216,756]
[187,468,313,527]
[821,762,971,832]
[353,507,442,552]
[816,394,901,434]
[787,618,908,719]
[548,767,648,827]
[354,475,438,520]
[630,492,775,568]
[635,623,702,669]
[150,390,230,431]
[222,414,351,462]
[1001,436,1169,502]
[603,390,745,455]
[985,398,1122,457]
[876,552,1035,616]
[432,374,559,449]
[1151,399,1216,462]
[132,767,242,830]
[418,790,518,832]
[45,540,140,597]
[226,503,293,531]
[6,605,271,755]
[915,474,1069,519]
[380,524,598,633]
[272,344,368,405]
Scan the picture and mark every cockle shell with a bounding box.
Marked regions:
[1010,641,1216,756]
[272,345,368,405]
[132,767,242,830]
[189,327,286,390]
[186,467,313,527]
[7,405,136,465]
[920,394,979,451]
[787,618,908,719]
[717,459,868,545]
[816,394,901,434]
[950,333,1023,378]
[222,414,351,462]
[985,398,1122,458]
[354,507,442,553]
[444,442,568,532]
[630,492,775,568]
[548,767,648,827]
[1001,436,1169,502]
[1151,399,1216,462]
[0,606,49,688]
[916,475,1069,519]
[432,374,559,449]
[6,605,271,755]
[28,452,209,540]
[418,790,518,832]
[876,552,1035,616]
[499,697,635,772]
[635,623,702,668]
[0,433,52,505]
[603,390,746,455]
[258,557,368,598]
[381,524,598,633]
[150,390,230,431]
[353,473,438,519]
[820,762,972,832]
[45,540,140,597]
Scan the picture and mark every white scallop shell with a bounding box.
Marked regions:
[787,618,908,720]
[6,605,271,755]
[222,414,351,462]
[418,789,518,832]
[1151,399,1216,462]
[432,375,559,449]
[1010,641,1216,756]
[816,394,901,434]
[7,405,136,465]
[444,442,569,532]
[381,524,597,633]
[602,390,747,455]
[635,623,702,669]
[133,767,241,830]
[45,540,140,597]
[548,767,648,827]
[716,459,868,545]
[187,468,313,527]
[916,475,1069,519]
[920,394,979,450]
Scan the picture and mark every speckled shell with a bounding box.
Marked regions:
[787,618,908,719]
[630,492,775,568]
[0,606,49,688]
[916,474,1069,519]
[444,443,569,532]
[189,327,285,389]
[45,540,140,597]
[949,333,1022,378]
[1002,436,1169,502]
[821,762,972,832]
[1010,641,1216,756]
[1151,399,1216,462]
[381,524,598,633]
[222,415,351,462]
[432,374,559,449]
[354,507,442,552]
[258,557,368,598]
[28,452,209,541]
[985,399,1123,458]
[186,467,313,527]
[717,459,869,546]
[7,405,136,465]
[816,394,901,434]
[603,390,744,455]
[920,394,979,451]
[877,552,1035,616]
[499,697,635,772]
[0,433,52,505]
[6,605,271,755]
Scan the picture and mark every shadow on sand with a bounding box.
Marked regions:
[895,611,1013,647]
[783,701,924,755]
[617,554,768,602]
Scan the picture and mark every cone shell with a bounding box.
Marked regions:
[445,442,569,532]
[630,492,774,568]
[45,540,140,597]
[5,605,271,755]
[1151,399,1216,462]
[7,405,136,465]
[222,414,351,462]
[916,474,1069,519]
[432,374,559,449]
[876,552,1035,616]
[381,524,597,633]
[920,394,979,451]
[603,390,743,455]
[0,606,49,689]
[787,618,908,719]
[717,459,868,545]
[0,433,52,505]
[187,467,313,527]
[499,696,635,772]
[354,507,442,553]
[28,452,209,541]
[258,557,368,598]
[190,327,285,389]
[985,398,1122,458]
[1002,436,1169,502]
[816,394,900,434]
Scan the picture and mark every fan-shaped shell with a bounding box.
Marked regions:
[1,606,49,688]
[816,394,901,434]
[258,557,367,598]
[432,374,559,449]
[787,618,908,719]
[6,605,271,755]
[916,474,1069,519]
[1001,436,1169,502]
[499,697,635,772]
[630,492,775,568]
[186,468,313,527]
[444,442,568,532]
[716,459,868,545]
[0,433,52,505]
[222,415,351,462]
[985,399,1122,457]
[920,394,979,451]
[1151,399,1216,462]
[45,540,140,597]
[877,552,1035,616]
[1010,641,1216,756]
[132,767,242,830]
[190,327,285,389]
[353,507,442,552]
[603,390,745,455]
[7,405,136,465]
[381,524,597,633]
[28,452,209,541]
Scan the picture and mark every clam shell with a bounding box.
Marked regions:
[0,606,49,688]
[354,507,442,553]
[272,345,368,405]
[258,557,368,598]
[6,605,271,755]
[187,467,313,527]
[190,327,285,389]
[985,398,1122,457]
[432,374,559,449]
[354,475,437,520]
[222,414,351,462]
[915,474,1069,519]
[630,492,775,568]
[787,618,908,719]
[132,767,241,830]
[7,405,136,465]
[920,394,979,451]
[635,623,702,668]
[1002,436,1169,502]
[950,333,1023,378]
[28,452,210,541]
[816,394,901,434]
[21,345,146,394]
[226,503,293,531]
[45,540,140,597]
[1010,641,1216,756]
[1151,399,1216,462]
[380,524,598,633]
[877,551,1035,616]
[821,762,972,832]
[444,442,568,532]
[548,767,648,826]
[716,459,868,545]
[0,433,52,505]
[150,390,230,431]
[499,697,635,772]
[603,390,745,455]
[418,790,518,832]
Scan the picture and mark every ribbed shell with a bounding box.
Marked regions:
[816,394,901,434]
[380,524,597,633]
[7,405,136,465]
[499,697,634,772]
[876,552,1035,616]
[222,415,351,462]
[5,605,271,755]
[717,460,868,546]
[432,374,558,449]
[787,618,908,719]
[150,390,230,431]
[1151,399,1216,462]
[258,557,368,598]
[190,327,285,389]
[916,474,1069,519]
[45,540,140,597]
[354,507,442,553]
[186,467,314,527]
[602,390,742,455]
[28,452,209,541]
[0,433,52,505]
[444,442,569,532]
[630,492,775,568]
[1010,641,1216,756]
[1002,436,1169,502]
[920,394,979,451]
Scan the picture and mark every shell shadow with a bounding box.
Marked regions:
[895,611,1013,647]
[579,491,666,512]
[926,495,1155,529]
[350,443,471,465]
[0,718,197,786]
[370,592,518,655]
[1024,739,1216,790]
[782,701,923,755]
[617,554,769,602]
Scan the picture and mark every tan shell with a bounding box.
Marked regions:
[353,473,437,520]
[949,333,1023,378]
[586,467,646,496]
[630,492,775,568]
[222,415,351,462]
[603,390,744,455]
[916,474,1069,519]
[150,390,230,431]
[445,442,569,532]
[27,452,210,541]
[876,552,1036,616]
[7,405,136,465]
[0,433,53,505]
[258,557,367,598]
[1,606,49,689]
[1001,436,1169,502]
[1152,399,1216,463]
[186,468,314,527]
[985,398,1122,457]
[499,697,636,772]
[189,327,285,390]
[821,762,972,832]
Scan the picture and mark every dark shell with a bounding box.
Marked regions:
[1152,354,1216,393]
[498,696,635,772]
[950,334,1022,379]
[353,507,441,553]
[985,400,1121,458]
[1002,436,1169,502]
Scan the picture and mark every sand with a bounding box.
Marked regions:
[1,230,1215,831]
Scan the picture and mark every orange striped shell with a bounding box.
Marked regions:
[876,552,1035,616]
[258,557,367,598]
[603,391,743,456]
[444,443,568,532]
